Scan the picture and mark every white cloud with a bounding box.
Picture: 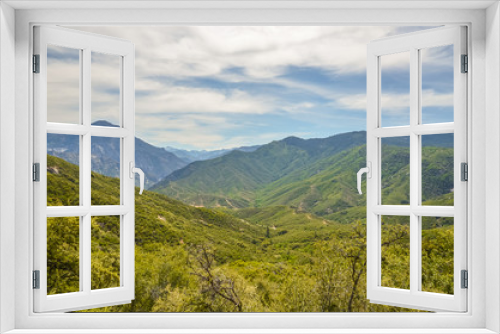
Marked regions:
[136,85,273,115]
[336,90,453,114]
[135,113,238,149]
[281,102,316,114]
[46,56,275,126]
[47,60,81,123]
[421,90,453,108]
[72,26,405,80]
[55,26,449,149]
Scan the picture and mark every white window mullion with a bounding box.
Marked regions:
[366,47,380,298]
[119,55,125,287]
[81,47,92,295]
[413,123,454,135]
[373,205,455,217]
[409,47,420,295]
[373,123,455,138]
[78,47,85,293]
[46,123,131,138]
[372,126,411,138]
[121,50,136,295]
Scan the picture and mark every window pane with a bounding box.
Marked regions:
[422,134,454,206]
[421,216,454,295]
[381,215,410,290]
[91,136,121,206]
[421,45,454,124]
[381,137,410,205]
[381,52,410,127]
[91,216,121,290]
[47,216,80,295]
[47,45,80,124]
[47,133,80,206]
[91,52,121,127]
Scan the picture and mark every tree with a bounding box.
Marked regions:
[188,244,243,312]
[315,221,410,312]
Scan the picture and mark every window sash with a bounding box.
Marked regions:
[366,26,467,312]
[33,25,136,313]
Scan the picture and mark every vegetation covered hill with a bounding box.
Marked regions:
[47,121,188,189]
[165,144,261,163]
[46,151,454,313]
[151,132,454,218]
[151,131,367,207]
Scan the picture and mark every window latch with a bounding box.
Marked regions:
[129,162,145,195]
[357,162,372,195]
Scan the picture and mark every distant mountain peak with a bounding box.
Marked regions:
[92,120,119,127]
[164,144,261,163]
[282,136,303,144]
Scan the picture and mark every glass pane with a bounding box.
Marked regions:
[47,45,80,124]
[47,133,80,206]
[91,136,121,206]
[381,215,410,290]
[421,216,454,294]
[421,45,454,124]
[91,52,121,127]
[381,137,410,205]
[47,216,80,295]
[91,216,120,290]
[381,52,410,127]
[422,134,454,206]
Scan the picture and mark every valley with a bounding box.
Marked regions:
[46,130,454,312]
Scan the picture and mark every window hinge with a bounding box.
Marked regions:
[33,163,40,182]
[33,270,40,289]
[461,270,468,289]
[461,162,468,181]
[33,54,40,73]
[461,54,468,73]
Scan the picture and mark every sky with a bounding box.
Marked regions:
[48,26,454,150]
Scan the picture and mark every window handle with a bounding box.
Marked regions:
[129,162,145,195]
[357,162,371,195]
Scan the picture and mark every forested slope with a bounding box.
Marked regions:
[46,153,453,313]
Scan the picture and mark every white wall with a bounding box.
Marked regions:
[3,4,494,332]
[0,2,16,333]
[486,2,500,333]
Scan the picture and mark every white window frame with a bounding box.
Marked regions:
[33,25,136,312]
[366,26,467,312]
[1,1,499,333]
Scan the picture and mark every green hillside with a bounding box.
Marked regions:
[255,145,367,219]
[258,143,453,216]
[151,131,366,207]
[46,154,453,313]
[151,131,453,214]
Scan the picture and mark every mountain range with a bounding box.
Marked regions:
[47,124,454,213]
[48,121,265,189]
[46,133,454,312]
[164,145,261,163]
[151,132,367,207]
[47,121,188,188]
[151,131,453,216]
